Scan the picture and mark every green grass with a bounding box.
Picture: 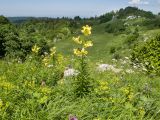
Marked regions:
[1,59,160,120]
[0,19,160,119]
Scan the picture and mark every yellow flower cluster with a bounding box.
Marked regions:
[139,107,145,116]
[41,47,57,66]
[81,25,92,36]
[73,36,82,44]
[99,81,109,91]
[128,93,134,101]
[40,86,52,95]
[122,86,134,101]
[24,81,35,88]
[32,44,40,53]
[0,81,16,90]
[56,54,64,65]
[50,47,56,56]
[38,96,48,104]
[73,25,93,57]
[42,56,50,66]
[94,81,109,95]
[123,88,130,94]
[84,41,93,48]
[73,48,88,57]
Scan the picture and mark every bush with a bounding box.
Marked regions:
[99,12,115,23]
[110,46,116,54]
[105,19,126,33]
[0,24,22,58]
[0,16,10,25]
[131,34,160,75]
[143,16,160,29]
[124,28,139,47]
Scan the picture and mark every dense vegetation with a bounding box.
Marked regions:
[0,6,160,120]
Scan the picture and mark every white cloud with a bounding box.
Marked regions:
[129,0,149,5]
[129,0,140,4]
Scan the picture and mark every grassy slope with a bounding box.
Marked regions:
[56,22,126,63]
[1,19,160,119]
[56,19,160,63]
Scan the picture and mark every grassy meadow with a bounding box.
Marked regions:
[0,7,160,120]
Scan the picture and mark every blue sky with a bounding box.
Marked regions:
[0,0,159,17]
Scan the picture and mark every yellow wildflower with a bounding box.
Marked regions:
[32,44,40,53]
[42,56,49,66]
[99,81,108,86]
[139,107,145,116]
[109,97,115,103]
[57,54,64,64]
[40,86,52,94]
[81,25,92,36]
[99,81,109,91]
[123,88,130,95]
[38,96,48,104]
[0,81,16,90]
[50,47,56,56]
[73,48,88,57]
[73,36,82,44]
[74,48,81,56]
[25,81,35,88]
[81,48,88,55]
[128,93,134,101]
[84,41,93,48]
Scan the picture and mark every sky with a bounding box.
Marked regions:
[0,0,160,17]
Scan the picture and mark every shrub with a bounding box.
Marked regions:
[0,24,22,58]
[143,16,160,29]
[105,19,126,33]
[0,16,10,25]
[110,46,116,54]
[99,12,115,23]
[131,34,160,75]
[124,28,139,47]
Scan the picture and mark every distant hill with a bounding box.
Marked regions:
[98,6,155,23]
[7,17,62,24]
[4,6,157,26]
[117,6,155,19]
[7,17,34,24]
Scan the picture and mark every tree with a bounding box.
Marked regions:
[99,11,115,23]
[0,16,10,25]
[74,16,81,21]
[0,24,23,58]
[132,35,160,75]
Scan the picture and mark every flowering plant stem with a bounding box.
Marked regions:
[74,55,92,97]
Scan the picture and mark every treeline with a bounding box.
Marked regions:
[0,15,73,59]
[0,6,160,60]
[0,14,96,59]
[7,6,158,26]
